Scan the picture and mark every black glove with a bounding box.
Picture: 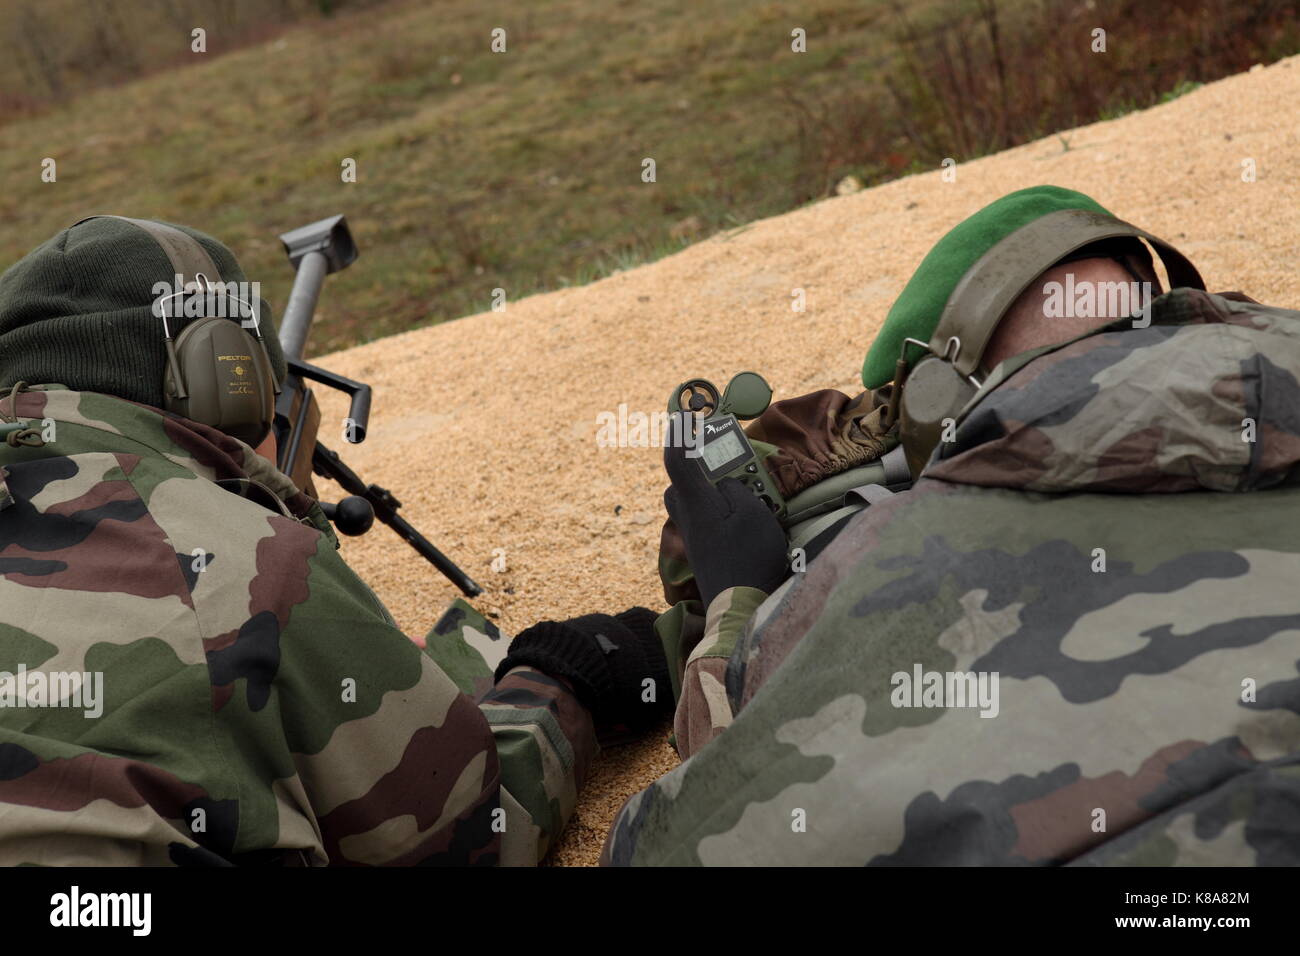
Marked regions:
[494,607,671,732]
[664,413,790,607]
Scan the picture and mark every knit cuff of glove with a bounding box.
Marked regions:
[494,620,614,714]
[608,608,672,727]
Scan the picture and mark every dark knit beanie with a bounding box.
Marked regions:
[0,216,285,408]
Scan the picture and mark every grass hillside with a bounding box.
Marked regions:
[1,0,1295,353]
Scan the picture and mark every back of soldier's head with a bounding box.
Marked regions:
[0,217,286,446]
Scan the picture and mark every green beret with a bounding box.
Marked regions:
[861,185,1114,389]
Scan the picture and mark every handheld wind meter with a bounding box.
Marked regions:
[668,371,785,518]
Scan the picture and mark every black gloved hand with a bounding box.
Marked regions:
[494,607,670,733]
[664,412,790,607]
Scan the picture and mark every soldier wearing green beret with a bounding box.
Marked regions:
[610,185,1300,865]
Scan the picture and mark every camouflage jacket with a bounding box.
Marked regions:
[606,288,1300,865]
[0,386,594,866]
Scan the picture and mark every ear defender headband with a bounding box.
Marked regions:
[885,208,1206,478]
[72,216,280,447]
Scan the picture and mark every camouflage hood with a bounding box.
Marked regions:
[927,288,1300,493]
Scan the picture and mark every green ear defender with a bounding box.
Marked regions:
[162,302,278,447]
[71,216,280,448]
[887,208,1205,478]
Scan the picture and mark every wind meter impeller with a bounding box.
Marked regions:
[669,371,785,518]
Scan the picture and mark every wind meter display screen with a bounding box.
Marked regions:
[696,416,755,480]
[700,429,746,471]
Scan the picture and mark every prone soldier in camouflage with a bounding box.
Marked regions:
[606,185,1300,865]
[0,217,669,865]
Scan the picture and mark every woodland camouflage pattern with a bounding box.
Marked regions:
[0,385,594,865]
[606,288,1300,865]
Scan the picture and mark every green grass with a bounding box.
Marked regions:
[1160,80,1204,103]
[2,0,941,354]
[0,0,1295,355]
